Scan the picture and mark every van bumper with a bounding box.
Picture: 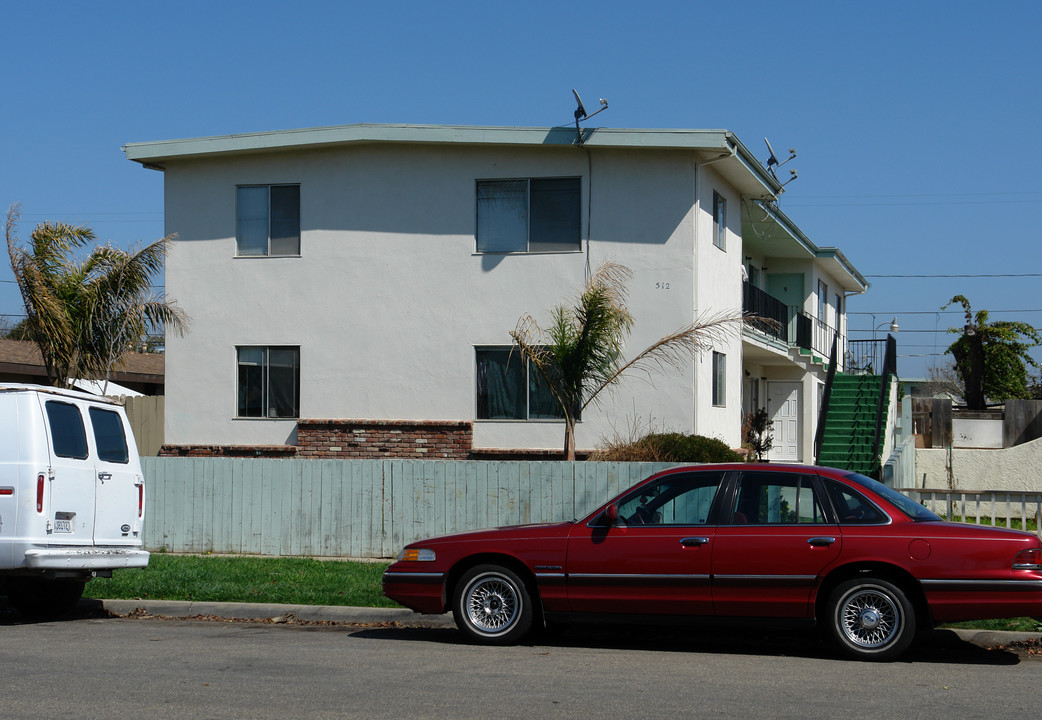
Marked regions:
[24,547,150,570]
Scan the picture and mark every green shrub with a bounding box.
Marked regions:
[593,432,742,463]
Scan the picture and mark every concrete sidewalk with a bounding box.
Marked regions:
[84,598,1042,650]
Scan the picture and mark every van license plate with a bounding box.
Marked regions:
[54,518,72,533]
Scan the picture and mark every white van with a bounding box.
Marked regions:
[0,383,148,618]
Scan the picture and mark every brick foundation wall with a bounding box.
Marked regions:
[296,419,473,459]
[158,444,298,458]
[159,419,584,461]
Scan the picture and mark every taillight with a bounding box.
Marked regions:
[138,484,144,518]
[1013,548,1042,571]
[36,473,45,513]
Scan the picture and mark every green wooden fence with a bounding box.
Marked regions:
[141,458,675,558]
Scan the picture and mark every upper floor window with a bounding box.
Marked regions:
[237,346,300,418]
[237,185,300,256]
[713,191,726,250]
[818,280,829,325]
[476,178,581,253]
[476,347,566,420]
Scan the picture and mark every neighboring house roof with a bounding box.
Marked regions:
[0,338,164,394]
[122,122,783,199]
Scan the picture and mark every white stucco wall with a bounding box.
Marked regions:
[162,143,748,451]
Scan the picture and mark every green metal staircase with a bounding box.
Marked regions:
[816,373,888,476]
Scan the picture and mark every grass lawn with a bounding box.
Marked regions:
[84,553,1042,632]
[84,553,397,608]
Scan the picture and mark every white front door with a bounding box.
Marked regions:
[767,382,801,462]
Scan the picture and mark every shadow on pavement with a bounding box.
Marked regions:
[349,623,1023,665]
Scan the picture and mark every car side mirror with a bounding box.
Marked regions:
[603,504,618,526]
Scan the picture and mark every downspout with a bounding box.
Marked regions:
[692,154,701,435]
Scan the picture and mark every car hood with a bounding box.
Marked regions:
[410,521,576,546]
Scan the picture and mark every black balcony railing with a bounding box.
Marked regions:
[743,282,787,343]
[743,281,844,361]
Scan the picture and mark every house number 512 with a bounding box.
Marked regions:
[655,282,671,290]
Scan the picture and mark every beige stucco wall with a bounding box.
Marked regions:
[162,143,747,451]
[915,437,1042,492]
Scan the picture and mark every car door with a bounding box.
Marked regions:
[712,469,840,618]
[564,470,727,616]
[87,405,143,547]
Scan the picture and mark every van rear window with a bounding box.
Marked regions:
[89,407,129,464]
[45,401,89,460]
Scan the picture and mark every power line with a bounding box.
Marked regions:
[864,273,1042,278]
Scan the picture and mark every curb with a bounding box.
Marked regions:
[85,598,456,629]
[84,599,1042,650]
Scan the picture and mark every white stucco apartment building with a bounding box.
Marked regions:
[123,123,866,461]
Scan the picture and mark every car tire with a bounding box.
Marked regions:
[5,577,86,620]
[452,564,534,645]
[826,577,916,661]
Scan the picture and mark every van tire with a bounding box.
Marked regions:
[5,578,86,620]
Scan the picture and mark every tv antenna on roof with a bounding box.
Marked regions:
[572,89,608,146]
[764,137,798,190]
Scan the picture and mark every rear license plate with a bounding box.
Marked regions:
[54,515,73,533]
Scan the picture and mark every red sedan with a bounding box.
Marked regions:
[383,464,1042,660]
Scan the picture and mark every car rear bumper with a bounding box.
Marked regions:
[24,547,150,570]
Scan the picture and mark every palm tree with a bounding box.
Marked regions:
[510,261,744,460]
[5,203,189,390]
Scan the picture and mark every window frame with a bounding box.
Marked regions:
[474,346,567,422]
[235,345,301,419]
[475,176,582,254]
[712,191,727,250]
[235,184,301,257]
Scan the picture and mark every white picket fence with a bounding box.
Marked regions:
[896,488,1042,538]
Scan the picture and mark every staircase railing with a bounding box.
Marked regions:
[813,333,839,464]
[869,334,898,477]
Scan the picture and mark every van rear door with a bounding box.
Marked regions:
[41,398,96,545]
[87,406,142,547]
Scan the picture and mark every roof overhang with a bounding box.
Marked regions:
[123,123,782,198]
[742,200,868,293]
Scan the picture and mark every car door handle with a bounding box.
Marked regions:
[98,472,112,482]
[680,537,710,547]
[807,536,837,547]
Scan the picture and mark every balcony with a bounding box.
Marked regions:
[742,281,842,361]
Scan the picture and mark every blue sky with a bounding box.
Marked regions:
[2,0,1040,379]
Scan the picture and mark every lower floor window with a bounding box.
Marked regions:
[237,346,300,418]
[475,347,566,420]
[712,351,726,407]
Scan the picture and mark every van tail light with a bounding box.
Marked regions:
[1013,548,1042,571]
[138,484,144,518]
[36,473,45,513]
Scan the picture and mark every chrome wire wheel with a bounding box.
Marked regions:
[838,587,900,649]
[453,565,535,644]
[827,578,915,661]
[464,572,521,634]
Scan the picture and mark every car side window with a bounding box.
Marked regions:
[45,400,89,460]
[824,481,888,524]
[616,472,725,526]
[731,471,827,524]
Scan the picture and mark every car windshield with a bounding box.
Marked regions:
[843,472,941,522]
